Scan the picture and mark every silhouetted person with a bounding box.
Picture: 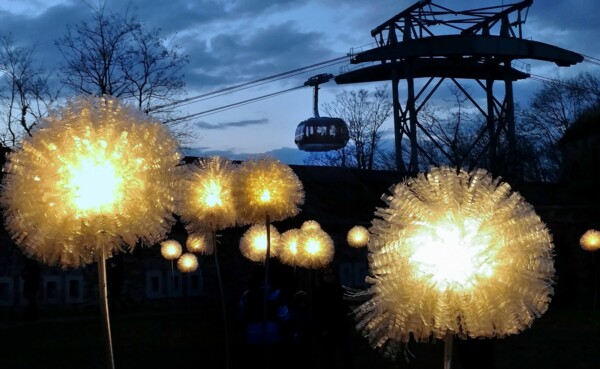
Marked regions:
[237,265,290,368]
[22,257,41,320]
[313,266,353,369]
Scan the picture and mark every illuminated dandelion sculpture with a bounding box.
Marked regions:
[279,229,302,266]
[347,225,370,248]
[581,229,600,251]
[161,239,183,260]
[239,224,281,263]
[0,95,181,369]
[296,227,335,269]
[177,253,199,273]
[354,167,554,367]
[186,232,214,255]
[301,220,321,231]
[177,156,238,369]
[234,156,303,364]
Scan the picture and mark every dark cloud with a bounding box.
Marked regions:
[194,118,269,130]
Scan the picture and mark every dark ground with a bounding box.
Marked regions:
[0,298,599,369]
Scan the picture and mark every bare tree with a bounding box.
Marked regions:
[0,35,59,147]
[518,72,600,181]
[305,86,393,170]
[55,3,190,140]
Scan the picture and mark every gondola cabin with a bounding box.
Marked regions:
[295,116,349,152]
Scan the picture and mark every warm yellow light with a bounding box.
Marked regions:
[178,156,237,234]
[301,220,321,231]
[204,180,224,208]
[260,189,271,203]
[186,232,213,255]
[0,95,181,268]
[161,240,182,260]
[177,253,199,273]
[234,156,304,224]
[580,229,600,251]
[408,217,495,292]
[347,225,369,248]
[68,157,122,212]
[239,224,281,262]
[296,228,334,269]
[279,229,301,266]
[353,167,555,358]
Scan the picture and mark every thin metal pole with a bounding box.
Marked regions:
[593,252,597,311]
[263,213,271,369]
[213,230,230,369]
[444,332,453,369]
[97,246,116,369]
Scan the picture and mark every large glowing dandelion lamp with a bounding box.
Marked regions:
[296,225,335,269]
[240,224,281,263]
[0,95,181,369]
[354,167,554,368]
[177,156,238,369]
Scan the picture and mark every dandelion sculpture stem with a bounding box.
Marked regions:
[97,246,115,369]
[444,332,453,369]
[263,213,271,369]
[211,226,230,369]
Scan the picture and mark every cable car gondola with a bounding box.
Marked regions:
[295,74,349,152]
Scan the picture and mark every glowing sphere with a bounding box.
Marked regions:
[186,232,214,255]
[178,156,237,233]
[354,167,555,358]
[234,157,304,224]
[279,228,301,266]
[239,224,281,263]
[296,228,334,269]
[177,253,199,273]
[580,229,600,251]
[301,220,321,231]
[160,240,182,260]
[0,95,181,268]
[347,225,369,248]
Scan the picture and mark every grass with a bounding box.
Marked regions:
[1,302,599,369]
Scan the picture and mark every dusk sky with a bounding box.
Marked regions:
[1,0,599,164]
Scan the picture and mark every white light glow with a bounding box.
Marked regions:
[68,157,122,212]
[203,180,223,208]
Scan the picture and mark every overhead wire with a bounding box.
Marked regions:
[149,55,350,113]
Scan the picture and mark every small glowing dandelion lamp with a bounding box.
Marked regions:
[177,253,199,273]
[353,167,554,368]
[581,229,600,251]
[296,228,334,269]
[0,95,181,369]
[161,239,183,260]
[186,232,214,255]
[301,220,321,231]
[240,224,281,263]
[279,228,302,266]
[347,225,369,248]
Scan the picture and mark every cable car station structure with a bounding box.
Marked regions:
[335,0,583,176]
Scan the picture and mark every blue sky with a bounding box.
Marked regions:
[1,0,599,164]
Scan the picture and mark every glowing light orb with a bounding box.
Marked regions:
[161,240,182,260]
[234,156,304,224]
[0,95,181,268]
[279,228,301,266]
[353,167,555,358]
[178,156,237,233]
[186,232,214,255]
[239,224,281,262]
[580,229,600,251]
[301,220,321,231]
[177,253,199,273]
[347,225,369,248]
[296,228,334,269]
